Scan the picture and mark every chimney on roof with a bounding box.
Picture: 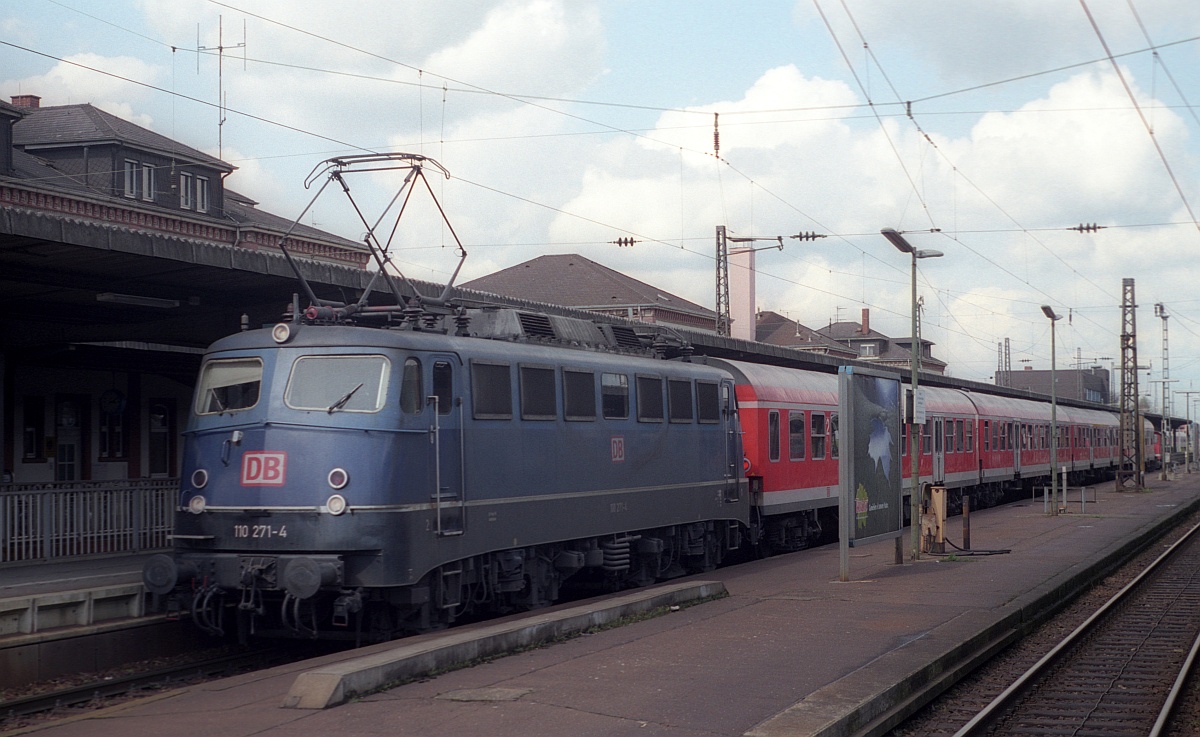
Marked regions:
[860,308,870,334]
[1024,365,1032,370]
[11,95,41,109]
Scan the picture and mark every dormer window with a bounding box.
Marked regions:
[196,176,209,212]
[180,172,193,209]
[858,343,878,357]
[123,160,141,198]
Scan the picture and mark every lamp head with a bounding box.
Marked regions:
[1041,305,1062,321]
[881,228,914,254]
[914,249,943,259]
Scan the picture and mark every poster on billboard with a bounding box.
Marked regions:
[838,365,903,578]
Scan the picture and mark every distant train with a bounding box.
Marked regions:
[143,303,1155,642]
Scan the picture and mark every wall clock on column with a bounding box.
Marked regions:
[100,389,126,415]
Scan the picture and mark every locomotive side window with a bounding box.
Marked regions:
[432,361,453,415]
[811,412,826,460]
[285,355,389,413]
[830,413,839,459]
[400,358,423,414]
[471,361,512,419]
[668,379,693,423]
[602,373,628,419]
[196,357,262,415]
[519,365,557,420]
[696,381,720,423]
[768,411,780,462]
[789,411,806,460]
[563,369,596,421]
[636,375,664,423]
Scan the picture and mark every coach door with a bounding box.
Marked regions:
[932,417,945,483]
[428,357,464,536]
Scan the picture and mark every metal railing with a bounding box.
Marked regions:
[0,479,176,565]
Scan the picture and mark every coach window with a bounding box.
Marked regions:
[636,375,664,423]
[519,365,557,420]
[830,413,840,459]
[811,412,827,460]
[983,420,990,451]
[956,419,964,453]
[432,361,453,415]
[697,381,720,423]
[901,421,908,457]
[563,369,596,421]
[602,373,629,419]
[965,421,974,452]
[668,379,694,423]
[471,361,512,419]
[768,411,781,462]
[400,358,423,414]
[943,421,953,454]
[789,410,806,460]
[921,421,933,455]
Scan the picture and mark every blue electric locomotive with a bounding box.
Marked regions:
[144,306,748,641]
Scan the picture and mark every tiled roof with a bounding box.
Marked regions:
[223,189,363,249]
[755,311,856,356]
[13,104,231,172]
[461,254,715,319]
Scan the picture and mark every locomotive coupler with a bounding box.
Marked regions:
[331,589,363,628]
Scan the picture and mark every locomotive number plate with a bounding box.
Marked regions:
[233,524,288,539]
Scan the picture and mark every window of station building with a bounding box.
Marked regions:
[789,410,806,460]
[196,176,210,213]
[196,357,262,415]
[811,412,827,460]
[696,381,720,424]
[400,358,423,414]
[563,369,596,421]
[432,361,452,415]
[285,355,389,413]
[123,159,141,198]
[22,396,46,461]
[768,410,780,462]
[830,413,840,459]
[602,373,628,419]
[668,379,693,423]
[180,172,193,209]
[471,361,512,419]
[142,165,155,202]
[98,402,127,460]
[636,375,664,423]
[519,365,557,420]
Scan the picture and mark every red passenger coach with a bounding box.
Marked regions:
[702,358,839,551]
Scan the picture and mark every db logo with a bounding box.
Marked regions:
[611,436,625,463]
[241,451,287,486]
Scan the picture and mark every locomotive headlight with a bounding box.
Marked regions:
[187,495,207,514]
[326,494,348,516]
[271,322,295,344]
[191,468,209,489]
[327,467,349,490]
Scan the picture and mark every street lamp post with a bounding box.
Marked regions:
[882,228,943,560]
[1042,306,1063,515]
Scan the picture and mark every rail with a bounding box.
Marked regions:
[0,479,176,565]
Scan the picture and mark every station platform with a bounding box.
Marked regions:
[9,476,1200,737]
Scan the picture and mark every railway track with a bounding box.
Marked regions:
[952,520,1200,737]
[0,644,315,729]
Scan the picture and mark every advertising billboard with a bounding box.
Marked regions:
[838,366,903,549]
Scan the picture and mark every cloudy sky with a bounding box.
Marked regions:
[5,0,1200,409]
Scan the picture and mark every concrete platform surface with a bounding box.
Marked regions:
[7,477,1200,737]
